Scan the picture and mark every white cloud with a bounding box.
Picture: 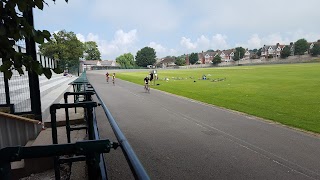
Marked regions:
[76,29,139,60]
[149,42,166,53]
[112,30,138,46]
[180,34,229,52]
[180,37,197,50]
[76,33,85,42]
[211,34,229,50]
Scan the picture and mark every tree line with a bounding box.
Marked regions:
[39,30,101,73]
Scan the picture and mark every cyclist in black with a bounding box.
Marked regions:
[144,76,150,92]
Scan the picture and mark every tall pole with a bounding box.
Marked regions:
[24,6,42,121]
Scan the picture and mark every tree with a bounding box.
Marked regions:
[116,53,135,68]
[212,55,222,65]
[233,47,245,61]
[0,0,68,79]
[257,48,262,57]
[189,53,198,64]
[280,46,291,58]
[39,30,84,73]
[294,39,309,55]
[84,41,101,60]
[135,47,156,67]
[175,56,186,66]
[310,43,320,56]
[207,49,214,52]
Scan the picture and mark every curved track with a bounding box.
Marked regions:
[88,70,320,180]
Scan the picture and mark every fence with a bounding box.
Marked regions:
[0,43,57,114]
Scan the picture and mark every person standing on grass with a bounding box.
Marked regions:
[112,73,116,85]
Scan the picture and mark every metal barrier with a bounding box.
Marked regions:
[0,140,113,180]
[93,87,150,180]
[0,72,149,180]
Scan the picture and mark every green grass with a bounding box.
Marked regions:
[117,63,320,133]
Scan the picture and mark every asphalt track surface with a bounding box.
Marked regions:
[87,70,320,180]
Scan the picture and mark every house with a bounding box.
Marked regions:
[203,51,218,64]
[157,57,176,68]
[244,50,251,59]
[261,43,285,58]
[80,60,118,72]
[288,42,294,56]
[220,49,234,62]
[198,52,205,64]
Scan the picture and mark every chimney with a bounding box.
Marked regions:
[186,54,189,65]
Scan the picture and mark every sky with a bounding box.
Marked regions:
[34,0,320,60]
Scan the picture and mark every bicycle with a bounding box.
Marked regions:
[144,84,150,93]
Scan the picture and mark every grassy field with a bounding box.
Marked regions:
[117,63,320,133]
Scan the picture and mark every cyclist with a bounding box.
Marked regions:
[106,72,110,83]
[112,73,115,85]
[144,76,150,93]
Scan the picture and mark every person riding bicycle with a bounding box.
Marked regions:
[106,72,110,82]
[112,73,115,85]
[144,76,150,91]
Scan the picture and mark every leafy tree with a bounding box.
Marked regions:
[135,47,156,67]
[310,43,320,56]
[207,49,214,52]
[294,39,309,55]
[84,41,101,60]
[116,53,135,68]
[257,48,262,57]
[39,30,84,73]
[233,47,245,61]
[175,56,186,66]
[0,0,68,79]
[280,46,291,58]
[189,52,198,64]
[212,55,221,65]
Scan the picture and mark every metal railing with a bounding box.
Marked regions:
[0,72,150,180]
[93,87,150,180]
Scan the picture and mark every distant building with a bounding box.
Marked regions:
[80,60,119,72]
[156,57,176,68]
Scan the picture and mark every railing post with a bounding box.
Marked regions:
[50,105,60,179]
[24,7,42,121]
[64,94,71,143]
[0,162,11,180]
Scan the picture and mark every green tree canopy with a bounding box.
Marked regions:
[212,55,222,65]
[0,0,68,79]
[310,43,320,56]
[39,30,84,73]
[294,39,309,55]
[84,41,101,60]
[257,48,262,57]
[233,47,245,61]
[135,47,156,67]
[280,46,291,58]
[189,53,198,64]
[116,53,135,68]
[175,56,186,66]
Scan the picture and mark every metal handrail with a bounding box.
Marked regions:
[93,87,150,180]
[92,107,108,180]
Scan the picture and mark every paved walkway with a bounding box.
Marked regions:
[88,70,320,180]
